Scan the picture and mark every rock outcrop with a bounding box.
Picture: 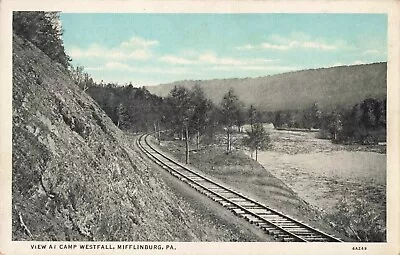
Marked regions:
[12,34,258,241]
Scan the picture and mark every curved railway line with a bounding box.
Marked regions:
[136,133,343,242]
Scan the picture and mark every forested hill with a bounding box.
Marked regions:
[147,62,386,111]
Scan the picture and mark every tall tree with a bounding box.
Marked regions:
[189,85,211,150]
[244,107,271,161]
[116,102,129,129]
[167,86,194,163]
[70,65,85,89]
[302,102,321,129]
[221,88,242,153]
[248,105,262,131]
[235,103,246,132]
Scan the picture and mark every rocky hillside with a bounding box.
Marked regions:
[147,62,387,111]
[12,34,261,241]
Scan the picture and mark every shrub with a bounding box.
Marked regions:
[326,196,386,242]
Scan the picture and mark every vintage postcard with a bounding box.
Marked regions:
[0,1,399,255]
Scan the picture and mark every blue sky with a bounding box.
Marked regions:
[60,13,387,86]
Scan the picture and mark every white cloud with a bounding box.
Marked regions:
[120,36,159,48]
[212,65,295,72]
[260,40,337,51]
[197,53,276,66]
[302,41,336,50]
[218,57,245,66]
[235,44,255,50]
[261,42,291,50]
[70,45,153,60]
[353,60,366,65]
[159,52,276,67]
[363,49,380,55]
[236,32,342,51]
[86,61,196,75]
[159,55,196,65]
[331,62,345,67]
[104,61,130,70]
[69,36,158,61]
[198,53,218,64]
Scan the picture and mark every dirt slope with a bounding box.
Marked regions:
[11,34,263,241]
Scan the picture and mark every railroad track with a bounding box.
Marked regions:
[136,133,342,242]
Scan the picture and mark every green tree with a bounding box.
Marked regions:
[13,11,70,68]
[70,65,84,89]
[235,104,246,132]
[189,85,212,150]
[248,104,264,131]
[167,86,194,163]
[244,122,270,161]
[221,88,242,153]
[302,102,321,129]
[116,102,129,129]
[273,111,283,128]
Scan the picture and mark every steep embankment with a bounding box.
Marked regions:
[12,34,263,241]
[147,62,386,111]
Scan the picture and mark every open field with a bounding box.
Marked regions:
[159,127,386,241]
[255,129,386,211]
[250,129,386,241]
[158,135,348,240]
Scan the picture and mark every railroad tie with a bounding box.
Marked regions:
[137,134,343,243]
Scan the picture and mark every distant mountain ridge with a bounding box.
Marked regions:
[147,62,387,111]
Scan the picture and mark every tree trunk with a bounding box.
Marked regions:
[154,122,158,141]
[157,122,161,144]
[226,129,231,153]
[181,127,184,140]
[185,126,190,164]
[196,130,200,150]
[255,148,258,161]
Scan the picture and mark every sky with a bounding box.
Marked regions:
[60,13,387,86]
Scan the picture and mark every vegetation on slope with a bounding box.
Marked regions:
[13,11,70,68]
[147,62,387,112]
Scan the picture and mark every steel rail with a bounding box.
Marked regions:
[137,133,342,242]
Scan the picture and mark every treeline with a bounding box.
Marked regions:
[321,98,386,144]
[87,84,165,132]
[269,98,386,144]
[87,83,270,163]
[163,86,270,163]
